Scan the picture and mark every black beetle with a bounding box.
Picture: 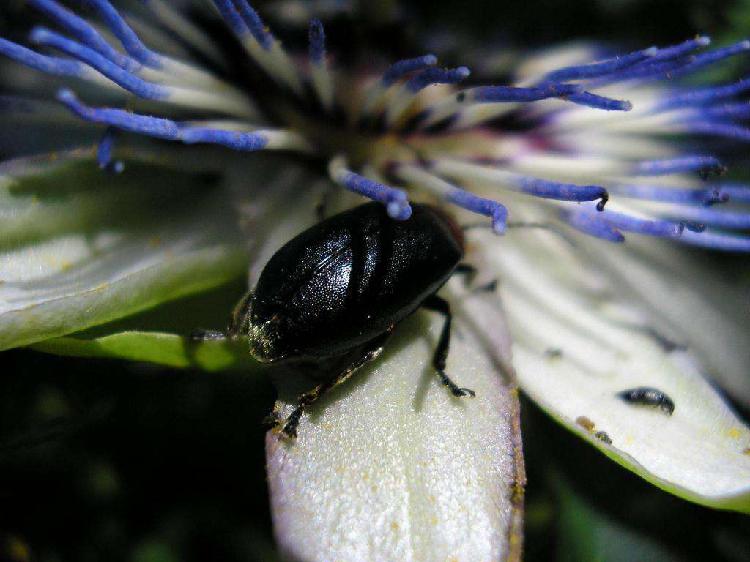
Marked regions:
[193,202,476,438]
[616,386,675,415]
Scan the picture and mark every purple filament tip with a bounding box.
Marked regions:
[518,177,608,204]
[211,0,247,36]
[716,183,750,203]
[664,40,750,80]
[635,156,725,177]
[406,66,470,92]
[567,91,632,111]
[232,0,274,50]
[662,206,750,230]
[540,48,656,83]
[446,189,508,234]
[0,37,83,77]
[612,184,729,206]
[340,172,412,220]
[648,36,711,62]
[308,19,326,64]
[97,127,124,173]
[598,210,684,238]
[381,55,438,87]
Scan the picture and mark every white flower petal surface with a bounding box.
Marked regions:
[266,280,524,562]
[0,155,247,349]
[477,227,750,511]
[579,236,750,408]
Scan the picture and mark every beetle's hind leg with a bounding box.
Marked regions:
[422,295,476,398]
[276,331,392,439]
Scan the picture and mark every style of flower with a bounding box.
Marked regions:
[1,1,749,561]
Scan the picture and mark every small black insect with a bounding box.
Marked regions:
[193,202,476,438]
[594,431,612,445]
[617,386,675,415]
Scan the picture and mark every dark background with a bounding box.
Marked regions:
[1,1,749,561]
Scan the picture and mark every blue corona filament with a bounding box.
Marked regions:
[83,0,161,66]
[0,0,748,250]
[29,0,137,71]
[308,19,326,64]
[381,55,438,87]
[339,172,412,220]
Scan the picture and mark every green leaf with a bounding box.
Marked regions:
[29,331,256,371]
[25,278,259,370]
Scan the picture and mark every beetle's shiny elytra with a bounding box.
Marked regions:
[247,202,463,362]
[193,202,476,438]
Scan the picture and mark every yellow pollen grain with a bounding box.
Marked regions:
[727,427,742,439]
[575,416,595,432]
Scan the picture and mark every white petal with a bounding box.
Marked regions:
[266,279,524,562]
[476,227,750,510]
[0,155,248,349]
[577,235,750,407]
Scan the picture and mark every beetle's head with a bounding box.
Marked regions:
[247,313,291,363]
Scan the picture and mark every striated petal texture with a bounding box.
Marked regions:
[266,279,524,562]
[476,225,750,512]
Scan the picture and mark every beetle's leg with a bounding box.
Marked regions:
[279,331,392,438]
[189,329,227,341]
[422,295,476,398]
[454,263,477,286]
[227,290,253,338]
[189,290,253,341]
[455,263,497,292]
[262,400,285,428]
[474,279,497,293]
[315,184,336,221]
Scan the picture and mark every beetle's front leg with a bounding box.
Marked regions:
[189,329,227,341]
[277,331,392,439]
[422,295,476,398]
[262,400,285,429]
[189,290,254,341]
